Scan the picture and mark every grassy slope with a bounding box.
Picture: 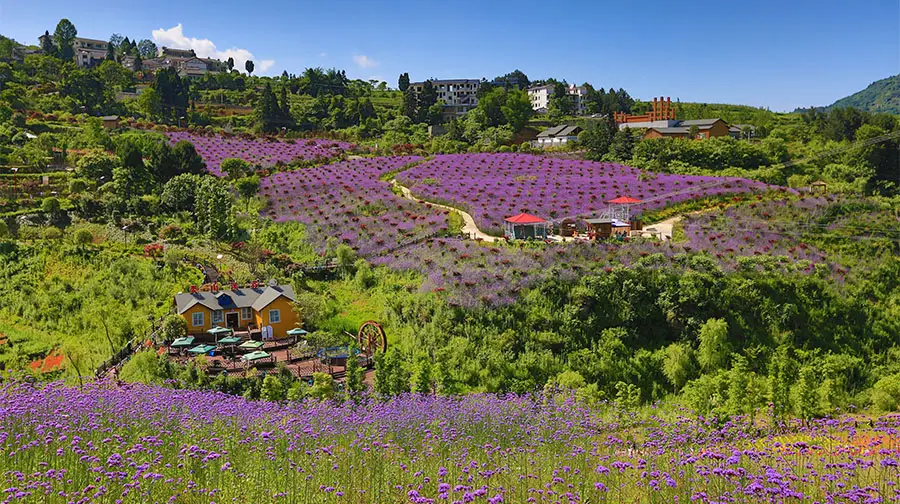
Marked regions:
[828,74,900,114]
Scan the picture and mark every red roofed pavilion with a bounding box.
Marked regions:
[504,213,546,224]
[606,196,643,204]
[504,213,548,241]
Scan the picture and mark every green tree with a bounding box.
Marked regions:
[402,88,418,121]
[159,314,187,341]
[500,89,533,131]
[226,57,234,72]
[795,364,820,419]
[137,87,162,120]
[307,372,335,400]
[195,176,235,240]
[662,342,694,391]
[398,72,410,91]
[872,374,900,412]
[53,19,77,61]
[345,347,365,397]
[73,228,93,250]
[697,318,729,372]
[0,221,8,240]
[136,39,157,58]
[171,140,206,175]
[61,69,107,114]
[416,80,438,123]
[234,175,260,212]
[221,157,251,179]
[768,343,793,421]
[411,353,433,394]
[261,375,286,402]
[161,173,200,212]
[245,59,254,75]
[578,121,613,160]
[76,150,119,181]
[254,83,280,132]
[40,31,56,58]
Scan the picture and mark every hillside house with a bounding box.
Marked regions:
[73,37,108,68]
[534,124,582,148]
[174,283,299,338]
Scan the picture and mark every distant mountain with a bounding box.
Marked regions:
[827,75,900,114]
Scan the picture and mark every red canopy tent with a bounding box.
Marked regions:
[504,213,548,240]
[606,196,643,204]
[504,213,546,224]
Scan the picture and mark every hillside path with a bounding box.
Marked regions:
[391,181,500,242]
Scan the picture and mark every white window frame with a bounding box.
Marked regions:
[240,307,252,320]
[191,312,204,327]
[268,309,281,324]
[212,310,223,324]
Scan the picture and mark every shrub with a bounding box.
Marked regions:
[872,374,900,412]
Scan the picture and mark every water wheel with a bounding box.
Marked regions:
[357,320,387,356]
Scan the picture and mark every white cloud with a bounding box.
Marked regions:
[319,52,328,58]
[353,54,378,68]
[151,24,276,74]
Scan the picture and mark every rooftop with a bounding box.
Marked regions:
[174,284,296,314]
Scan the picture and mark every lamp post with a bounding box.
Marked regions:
[121,224,129,246]
[10,167,17,200]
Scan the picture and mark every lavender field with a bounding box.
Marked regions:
[166,132,353,176]
[260,157,450,256]
[396,154,773,235]
[375,197,839,307]
[0,381,897,503]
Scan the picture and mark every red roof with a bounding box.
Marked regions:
[607,196,643,204]
[504,213,546,224]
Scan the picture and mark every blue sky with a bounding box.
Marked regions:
[1,0,897,111]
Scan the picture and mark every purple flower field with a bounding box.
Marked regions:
[396,154,773,235]
[374,196,844,307]
[1,381,897,503]
[260,157,450,256]
[166,132,354,176]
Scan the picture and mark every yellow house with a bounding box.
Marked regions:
[174,282,300,338]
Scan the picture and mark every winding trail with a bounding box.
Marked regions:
[391,181,500,242]
[391,179,686,242]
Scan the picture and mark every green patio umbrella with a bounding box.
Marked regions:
[238,340,264,350]
[217,336,241,345]
[242,350,271,362]
[188,344,216,355]
[286,328,308,337]
[207,325,232,343]
[171,336,195,348]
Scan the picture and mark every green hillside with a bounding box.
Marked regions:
[828,75,900,114]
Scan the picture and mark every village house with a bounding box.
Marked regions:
[534,124,582,148]
[72,37,109,68]
[174,282,299,338]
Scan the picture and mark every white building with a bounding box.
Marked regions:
[73,37,108,68]
[527,84,588,114]
[410,79,481,117]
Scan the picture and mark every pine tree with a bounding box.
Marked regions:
[398,72,410,92]
[402,88,418,121]
[40,31,56,57]
[53,19,77,60]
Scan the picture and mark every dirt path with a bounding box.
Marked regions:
[392,181,500,242]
